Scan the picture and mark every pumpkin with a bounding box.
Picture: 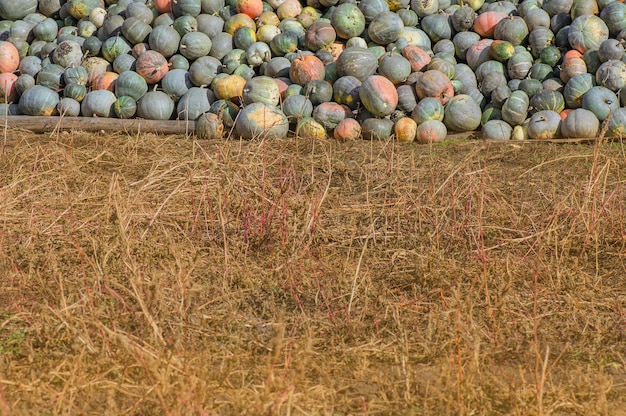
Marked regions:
[212,74,246,101]
[148,25,181,58]
[414,70,454,105]
[378,52,411,85]
[311,101,348,130]
[607,108,626,138]
[410,0,439,17]
[600,2,626,36]
[494,16,530,46]
[466,38,494,70]
[155,0,173,13]
[195,111,224,139]
[236,0,263,19]
[360,117,394,140]
[235,102,289,139]
[91,71,118,92]
[180,32,212,59]
[289,54,326,85]
[332,75,361,110]
[415,120,447,144]
[452,5,476,32]
[595,60,626,92]
[581,86,618,121]
[394,117,417,143]
[502,90,530,126]
[121,17,152,45]
[0,72,18,103]
[189,56,222,87]
[51,40,84,69]
[559,56,587,83]
[358,75,398,117]
[474,11,508,38]
[368,11,404,45]
[67,0,104,20]
[81,89,116,117]
[303,80,333,106]
[482,120,512,140]
[177,87,213,121]
[331,3,366,40]
[489,40,516,62]
[137,91,175,120]
[135,50,169,84]
[336,46,379,81]
[115,70,148,101]
[530,90,565,113]
[57,98,81,117]
[333,117,362,141]
[296,117,327,140]
[242,76,280,106]
[282,94,313,122]
[172,0,202,17]
[401,45,432,72]
[305,21,336,52]
[443,94,482,132]
[568,14,609,54]
[507,49,534,79]
[101,36,132,63]
[564,73,595,108]
[114,95,137,119]
[410,97,444,124]
[560,108,599,138]
[527,110,562,139]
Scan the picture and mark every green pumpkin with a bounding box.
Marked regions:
[81,90,116,117]
[234,102,289,139]
[173,0,202,17]
[121,17,152,45]
[411,97,444,124]
[137,91,175,120]
[114,95,137,119]
[179,31,212,59]
[443,94,482,132]
[242,76,281,106]
[502,90,530,126]
[530,90,565,113]
[368,11,404,45]
[63,83,87,102]
[331,3,366,40]
[115,70,148,101]
[581,86,618,121]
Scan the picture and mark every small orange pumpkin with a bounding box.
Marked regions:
[91,71,119,92]
[333,118,361,142]
[394,117,417,143]
[135,50,169,84]
[289,54,326,86]
[0,41,20,73]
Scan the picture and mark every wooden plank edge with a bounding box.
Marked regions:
[1,116,624,144]
[1,116,196,135]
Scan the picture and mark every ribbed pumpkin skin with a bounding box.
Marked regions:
[149,25,181,58]
[336,47,378,81]
[137,91,175,120]
[482,120,512,140]
[443,94,482,132]
[296,117,327,139]
[114,96,137,119]
[378,53,411,85]
[0,41,20,73]
[568,14,609,54]
[474,11,508,38]
[581,86,618,121]
[331,3,366,40]
[289,55,325,86]
[180,32,212,59]
[530,90,565,113]
[235,102,289,140]
[177,87,213,121]
[361,117,394,140]
[595,60,626,92]
[242,76,280,106]
[135,51,169,84]
[414,70,454,105]
[58,98,81,117]
[333,117,362,142]
[410,97,444,124]
[402,45,432,72]
[358,75,398,117]
[528,110,561,139]
[502,90,530,126]
[415,120,447,144]
[81,90,116,117]
[91,71,119,92]
[560,108,599,138]
[394,117,417,143]
[368,11,404,45]
[115,70,148,101]
[313,102,348,130]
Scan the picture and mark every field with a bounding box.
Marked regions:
[1,129,625,415]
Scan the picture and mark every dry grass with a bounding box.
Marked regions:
[0,129,625,415]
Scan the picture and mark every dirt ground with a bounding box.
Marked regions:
[0,129,625,415]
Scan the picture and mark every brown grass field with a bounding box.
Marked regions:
[0,129,625,415]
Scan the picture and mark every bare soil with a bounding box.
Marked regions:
[1,130,625,415]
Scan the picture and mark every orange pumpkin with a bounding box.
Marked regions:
[473,11,508,38]
[135,50,169,84]
[333,118,361,142]
[236,0,264,19]
[0,41,20,73]
[402,45,432,72]
[224,13,257,36]
[563,50,584,61]
[91,71,119,92]
[154,0,172,13]
[394,117,417,143]
[0,73,18,103]
[559,57,587,83]
[560,108,574,121]
[213,74,247,102]
[289,54,325,86]
[274,77,292,98]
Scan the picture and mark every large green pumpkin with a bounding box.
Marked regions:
[0,0,38,20]
[115,70,148,101]
[502,90,530,126]
[368,11,404,45]
[336,47,378,81]
[581,86,618,121]
[137,91,175,120]
[81,90,116,117]
[18,85,59,116]
[235,102,289,139]
[173,0,202,17]
[527,110,561,139]
[242,76,280,106]
[568,14,609,54]
[560,108,599,138]
[331,3,366,40]
[443,94,482,132]
[177,87,213,121]
[180,31,212,59]
[563,73,595,108]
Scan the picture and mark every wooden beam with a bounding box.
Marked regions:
[1,116,196,135]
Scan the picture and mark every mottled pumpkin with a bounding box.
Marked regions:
[135,50,169,84]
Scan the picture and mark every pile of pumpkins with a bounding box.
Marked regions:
[0,0,625,142]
